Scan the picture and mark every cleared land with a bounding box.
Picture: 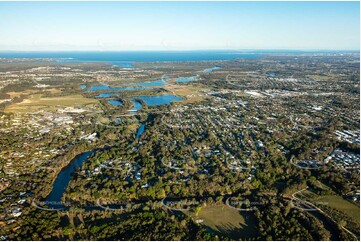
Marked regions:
[313,195,360,223]
[186,204,258,240]
[297,189,360,224]
[163,84,206,103]
[5,94,99,113]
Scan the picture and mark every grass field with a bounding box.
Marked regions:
[186,204,258,240]
[313,195,360,223]
[7,88,62,98]
[306,75,331,81]
[5,94,98,113]
[298,188,360,224]
[164,84,206,103]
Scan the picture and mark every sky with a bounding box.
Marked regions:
[0,1,359,51]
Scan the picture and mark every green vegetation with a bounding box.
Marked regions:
[0,54,359,240]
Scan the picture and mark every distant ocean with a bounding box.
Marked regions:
[0,50,353,67]
[0,50,261,61]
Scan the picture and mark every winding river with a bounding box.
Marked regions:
[45,151,94,209]
[44,81,183,209]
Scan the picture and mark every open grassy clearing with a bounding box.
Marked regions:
[164,84,206,103]
[5,94,99,113]
[297,188,360,224]
[185,204,258,239]
[7,88,62,98]
[313,195,360,223]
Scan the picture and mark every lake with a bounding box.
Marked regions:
[108,100,123,106]
[135,95,184,106]
[129,100,143,112]
[176,76,197,83]
[95,93,118,98]
[137,79,167,87]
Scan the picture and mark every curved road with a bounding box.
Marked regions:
[291,187,358,241]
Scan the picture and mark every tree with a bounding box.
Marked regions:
[194,205,202,216]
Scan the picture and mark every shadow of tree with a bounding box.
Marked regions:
[206,211,258,240]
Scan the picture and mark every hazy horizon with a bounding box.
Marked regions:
[0,1,359,51]
[0,49,359,52]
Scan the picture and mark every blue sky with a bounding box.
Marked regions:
[0,1,359,51]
